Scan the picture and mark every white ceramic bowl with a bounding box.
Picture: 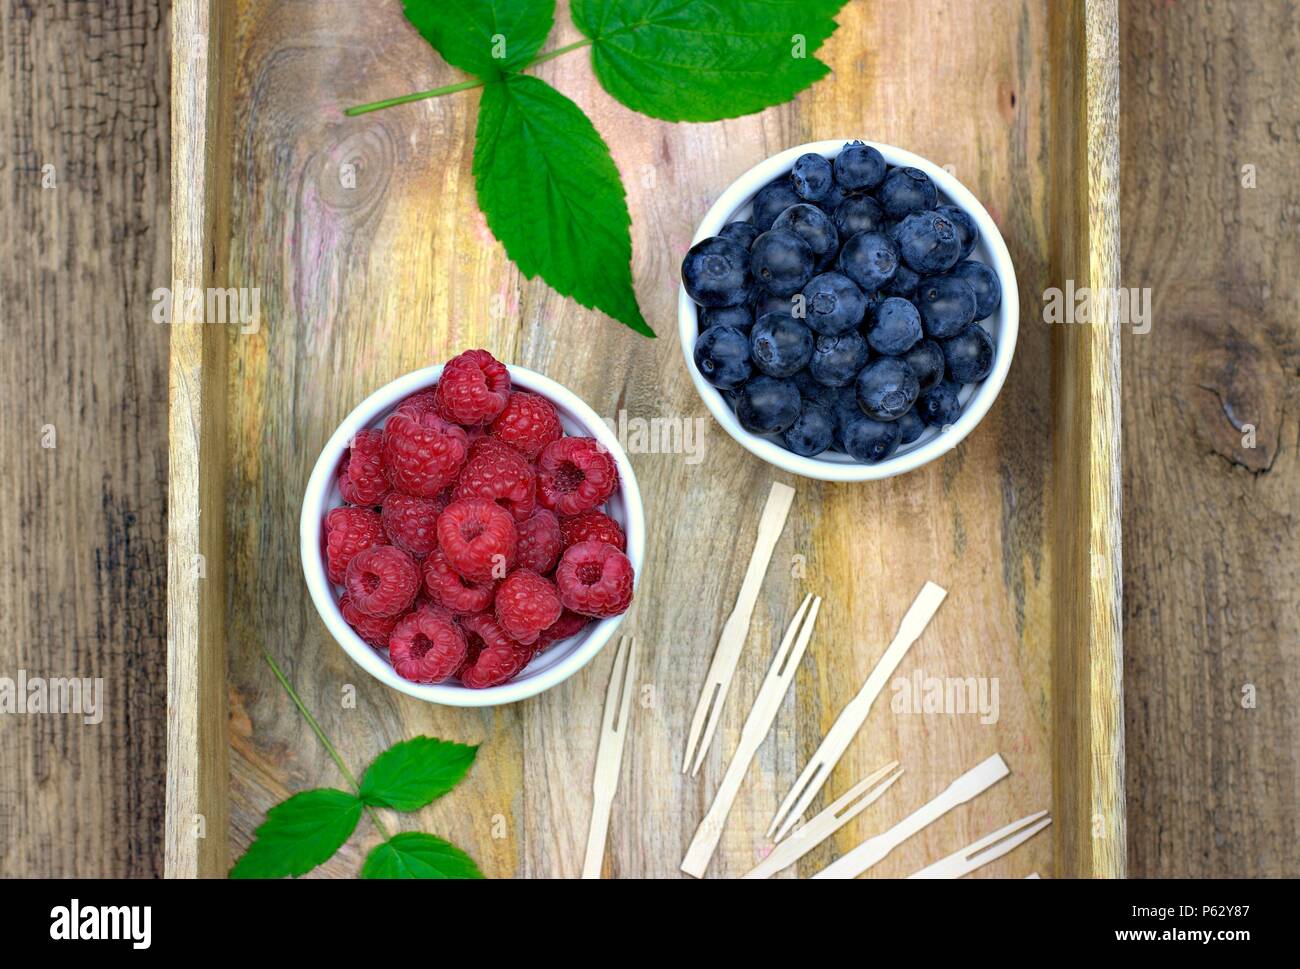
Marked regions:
[301,364,645,707]
[678,140,1019,482]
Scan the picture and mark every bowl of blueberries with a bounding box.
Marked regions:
[678,140,1018,481]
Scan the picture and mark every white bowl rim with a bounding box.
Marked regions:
[300,364,645,707]
[677,139,1020,482]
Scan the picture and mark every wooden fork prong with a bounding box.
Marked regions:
[965,812,1051,865]
[603,636,632,735]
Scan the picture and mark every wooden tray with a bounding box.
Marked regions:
[166,0,1122,878]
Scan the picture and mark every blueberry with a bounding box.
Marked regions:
[915,275,977,339]
[791,367,824,400]
[916,380,964,428]
[833,141,886,192]
[816,179,849,216]
[886,263,920,298]
[865,296,922,356]
[837,231,899,293]
[790,153,834,202]
[772,204,839,268]
[782,401,835,456]
[895,210,962,274]
[682,236,753,307]
[895,408,927,446]
[841,412,902,463]
[936,204,978,259]
[693,325,753,390]
[825,384,863,449]
[754,290,798,319]
[751,228,815,297]
[948,259,1001,320]
[878,166,938,219]
[810,332,870,387]
[700,304,753,331]
[750,313,814,377]
[736,376,802,435]
[833,195,885,238]
[802,271,867,336]
[901,338,945,393]
[718,220,761,250]
[855,357,919,422]
[941,323,995,383]
[750,179,803,232]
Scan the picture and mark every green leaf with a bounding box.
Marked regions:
[359,736,479,812]
[230,789,362,879]
[572,0,847,122]
[402,0,556,77]
[362,832,485,879]
[475,74,653,336]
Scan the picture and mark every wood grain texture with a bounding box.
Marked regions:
[165,0,233,879]
[183,0,1094,880]
[1120,0,1299,877]
[1047,0,1125,879]
[0,1,169,877]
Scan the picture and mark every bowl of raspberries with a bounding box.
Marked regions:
[301,349,644,706]
[678,140,1019,481]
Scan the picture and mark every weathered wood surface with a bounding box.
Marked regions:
[1120,0,1299,877]
[0,1,170,877]
[8,0,1292,880]
[214,0,1066,879]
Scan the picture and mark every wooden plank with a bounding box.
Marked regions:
[786,0,1061,879]
[209,0,1068,879]
[165,0,232,879]
[1119,1,1299,876]
[0,0,170,877]
[1047,0,1125,878]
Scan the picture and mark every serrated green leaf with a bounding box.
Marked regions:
[402,0,556,77]
[362,832,485,879]
[572,0,847,122]
[358,736,479,812]
[474,74,653,336]
[230,789,362,879]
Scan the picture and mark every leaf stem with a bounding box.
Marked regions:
[263,651,393,840]
[342,38,593,117]
[344,77,484,117]
[526,37,592,66]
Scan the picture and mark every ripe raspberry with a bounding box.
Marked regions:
[459,610,518,653]
[454,636,483,680]
[555,541,635,618]
[325,506,386,584]
[536,437,619,516]
[515,508,562,574]
[342,429,390,505]
[560,511,626,551]
[430,488,454,515]
[468,436,522,463]
[534,608,590,653]
[453,441,536,522]
[489,391,563,461]
[383,410,468,497]
[436,497,517,583]
[339,592,399,648]
[344,545,421,617]
[422,547,496,614]
[394,389,439,420]
[493,569,563,645]
[381,492,441,558]
[458,613,532,689]
[388,604,467,684]
[338,469,366,507]
[435,349,511,425]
